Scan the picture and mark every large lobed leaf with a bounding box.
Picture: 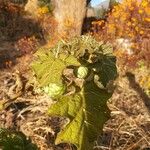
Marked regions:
[31,50,80,87]
[66,36,117,87]
[48,82,111,150]
[31,36,117,87]
[92,55,117,87]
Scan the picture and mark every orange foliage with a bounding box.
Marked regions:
[37,6,50,16]
[91,0,150,67]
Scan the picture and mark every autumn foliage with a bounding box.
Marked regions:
[16,36,38,54]
[91,0,150,67]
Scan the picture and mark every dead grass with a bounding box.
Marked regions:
[0,25,150,150]
[95,67,150,150]
[0,61,150,150]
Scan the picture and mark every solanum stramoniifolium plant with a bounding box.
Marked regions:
[31,35,117,150]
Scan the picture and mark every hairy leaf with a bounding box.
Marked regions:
[92,55,117,87]
[48,82,111,150]
[31,51,80,87]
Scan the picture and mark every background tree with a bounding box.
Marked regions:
[25,0,91,37]
[51,0,91,37]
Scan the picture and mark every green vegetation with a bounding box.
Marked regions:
[0,128,38,150]
[31,35,117,150]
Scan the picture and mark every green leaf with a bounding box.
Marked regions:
[59,53,80,66]
[0,128,38,150]
[32,57,65,86]
[48,82,111,150]
[68,36,103,57]
[92,55,117,87]
[31,51,80,87]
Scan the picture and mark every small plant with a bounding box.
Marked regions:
[0,128,38,150]
[37,0,53,16]
[31,35,117,150]
[37,6,50,15]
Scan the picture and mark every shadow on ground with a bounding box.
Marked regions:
[126,72,150,113]
[0,3,45,69]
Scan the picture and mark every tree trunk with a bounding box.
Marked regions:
[52,0,87,37]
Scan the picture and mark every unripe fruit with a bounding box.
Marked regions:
[43,83,66,98]
[77,66,88,79]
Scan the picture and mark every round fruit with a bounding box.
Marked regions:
[43,83,66,98]
[77,66,88,79]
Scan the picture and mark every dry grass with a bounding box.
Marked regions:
[0,35,150,150]
[95,67,150,150]
[0,62,150,150]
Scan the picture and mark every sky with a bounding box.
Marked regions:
[91,0,105,7]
